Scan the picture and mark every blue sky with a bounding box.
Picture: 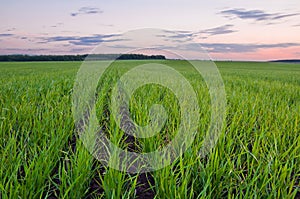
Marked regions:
[1,0,300,60]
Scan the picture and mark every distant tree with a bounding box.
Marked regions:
[0,54,166,62]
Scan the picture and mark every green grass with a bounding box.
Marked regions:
[0,61,299,198]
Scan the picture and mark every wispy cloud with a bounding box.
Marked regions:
[5,28,16,32]
[50,23,64,28]
[158,25,236,42]
[0,33,14,37]
[200,42,300,53]
[71,7,103,17]
[293,51,300,55]
[168,42,300,53]
[201,24,237,36]
[105,44,137,49]
[39,34,122,46]
[0,48,50,53]
[156,31,195,43]
[162,30,195,39]
[0,46,96,55]
[219,8,300,23]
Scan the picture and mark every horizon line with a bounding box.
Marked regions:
[0,54,299,62]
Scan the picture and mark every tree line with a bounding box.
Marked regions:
[270,59,300,63]
[0,54,166,62]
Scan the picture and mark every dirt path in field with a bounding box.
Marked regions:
[74,98,156,198]
[118,105,156,199]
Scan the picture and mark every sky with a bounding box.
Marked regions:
[1,0,300,61]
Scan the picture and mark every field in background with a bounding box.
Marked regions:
[0,61,299,198]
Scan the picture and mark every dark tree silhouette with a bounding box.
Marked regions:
[0,54,166,62]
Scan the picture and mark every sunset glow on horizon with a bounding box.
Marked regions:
[1,0,300,61]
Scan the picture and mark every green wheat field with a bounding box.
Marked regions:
[0,61,299,198]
